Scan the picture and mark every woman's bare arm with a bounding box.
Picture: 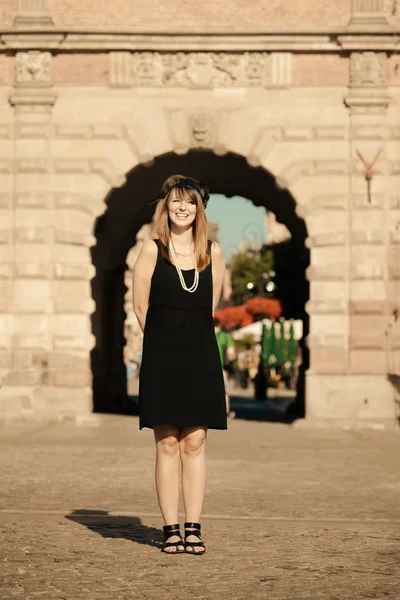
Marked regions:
[211,241,226,315]
[132,239,158,333]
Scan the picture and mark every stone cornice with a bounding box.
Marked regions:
[0,30,399,53]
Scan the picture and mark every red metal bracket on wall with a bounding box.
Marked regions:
[355,149,383,203]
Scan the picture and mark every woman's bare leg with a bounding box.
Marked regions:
[180,426,207,553]
[153,425,183,552]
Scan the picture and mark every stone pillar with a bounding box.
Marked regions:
[306,49,399,426]
[1,50,93,420]
[346,51,397,423]
[348,0,391,29]
[14,0,55,27]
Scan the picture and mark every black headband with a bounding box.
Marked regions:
[166,180,210,208]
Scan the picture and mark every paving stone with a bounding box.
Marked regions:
[0,416,399,599]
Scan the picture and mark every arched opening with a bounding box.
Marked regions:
[90,150,309,416]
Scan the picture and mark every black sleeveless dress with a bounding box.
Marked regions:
[139,240,227,430]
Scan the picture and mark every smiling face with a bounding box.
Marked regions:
[167,188,198,230]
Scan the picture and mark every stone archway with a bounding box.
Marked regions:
[90,150,310,414]
[2,26,398,424]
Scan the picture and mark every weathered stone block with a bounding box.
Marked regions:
[0,281,12,301]
[0,194,12,209]
[350,299,388,314]
[0,315,13,349]
[15,227,51,243]
[389,211,400,244]
[308,314,349,350]
[351,280,386,301]
[350,350,387,373]
[15,263,52,279]
[54,192,102,216]
[53,334,94,350]
[11,296,52,313]
[350,193,385,210]
[307,232,348,248]
[0,349,11,373]
[308,246,348,281]
[306,298,348,315]
[0,263,14,280]
[33,386,92,417]
[388,280,400,303]
[13,314,49,335]
[15,244,51,263]
[388,246,400,279]
[309,194,348,211]
[351,210,385,244]
[53,370,91,387]
[12,350,34,369]
[0,387,34,416]
[306,374,398,424]
[51,314,90,335]
[351,228,385,245]
[2,369,46,386]
[15,192,53,209]
[13,335,51,350]
[49,350,90,371]
[310,347,349,374]
[53,297,95,314]
[54,229,94,246]
[350,245,386,280]
[52,244,91,264]
[350,315,387,349]
[11,279,52,313]
[310,281,349,306]
[53,263,95,280]
[51,280,90,297]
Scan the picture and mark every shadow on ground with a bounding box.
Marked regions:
[65,510,162,549]
[229,395,298,423]
[127,394,299,424]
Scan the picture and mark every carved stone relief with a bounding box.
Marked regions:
[350,52,387,86]
[114,52,275,88]
[14,0,54,26]
[189,112,214,148]
[15,51,52,85]
[352,0,386,12]
[352,0,397,13]
[349,0,393,27]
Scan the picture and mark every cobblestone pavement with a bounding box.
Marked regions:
[0,416,399,600]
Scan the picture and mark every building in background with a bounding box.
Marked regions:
[0,0,399,425]
[265,213,291,246]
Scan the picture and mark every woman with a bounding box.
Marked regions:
[132,174,227,556]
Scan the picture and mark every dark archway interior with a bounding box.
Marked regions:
[91,150,309,416]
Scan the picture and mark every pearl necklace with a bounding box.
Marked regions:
[174,244,194,257]
[169,241,199,293]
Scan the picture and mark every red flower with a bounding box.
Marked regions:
[215,306,252,330]
[244,297,282,320]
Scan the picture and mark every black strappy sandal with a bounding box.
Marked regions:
[161,524,185,554]
[184,522,206,555]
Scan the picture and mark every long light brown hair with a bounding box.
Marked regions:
[154,174,211,272]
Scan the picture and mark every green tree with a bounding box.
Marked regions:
[230,248,274,305]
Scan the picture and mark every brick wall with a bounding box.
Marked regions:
[1,0,352,31]
[0,55,14,85]
[54,54,109,85]
[1,0,17,27]
[293,55,349,86]
[52,53,351,87]
[388,54,400,86]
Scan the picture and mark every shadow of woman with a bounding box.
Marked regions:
[65,509,163,549]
